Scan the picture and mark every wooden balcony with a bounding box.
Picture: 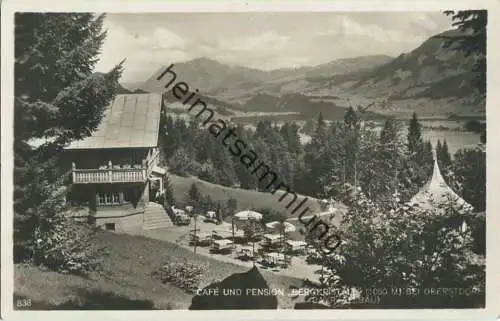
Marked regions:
[71,148,160,185]
[72,162,147,184]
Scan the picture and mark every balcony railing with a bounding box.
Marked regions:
[71,148,160,185]
[72,162,147,184]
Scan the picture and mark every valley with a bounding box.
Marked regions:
[121,29,484,123]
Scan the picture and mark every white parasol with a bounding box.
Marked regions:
[233,210,263,221]
[265,221,296,233]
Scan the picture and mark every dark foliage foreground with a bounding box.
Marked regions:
[14,291,157,310]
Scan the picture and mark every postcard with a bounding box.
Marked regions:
[1,0,498,320]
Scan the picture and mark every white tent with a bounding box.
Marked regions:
[233,210,263,221]
[265,221,296,233]
[410,158,474,212]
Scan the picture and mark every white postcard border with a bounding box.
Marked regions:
[1,0,499,320]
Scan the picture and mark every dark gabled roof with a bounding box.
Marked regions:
[189,266,278,310]
[65,93,162,150]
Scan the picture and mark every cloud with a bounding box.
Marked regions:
[320,16,426,44]
[212,32,304,69]
[95,12,452,82]
[95,20,190,82]
[96,22,292,81]
[217,31,290,52]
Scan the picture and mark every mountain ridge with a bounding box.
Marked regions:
[127,29,484,118]
[139,54,393,94]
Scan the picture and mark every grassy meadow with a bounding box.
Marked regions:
[14,231,303,310]
[169,174,323,217]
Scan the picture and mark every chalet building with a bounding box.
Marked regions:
[64,93,172,232]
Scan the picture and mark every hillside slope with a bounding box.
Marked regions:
[314,30,485,117]
[138,55,392,97]
[169,174,323,217]
[140,57,271,94]
[126,29,484,118]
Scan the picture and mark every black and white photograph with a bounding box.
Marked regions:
[2,0,496,317]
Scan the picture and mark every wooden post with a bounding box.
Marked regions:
[193,215,197,255]
[354,158,357,191]
[252,238,256,266]
[108,160,113,183]
[281,225,287,267]
[232,217,235,239]
[72,162,76,183]
[343,161,346,188]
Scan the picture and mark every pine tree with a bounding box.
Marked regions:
[366,118,403,202]
[316,112,326,133]
[436,139,453,185]
[398,114,431,201]
[226,198,238,214]
[422,140,434,174]
[14,13,123,270]
[168,147,198,177]
[213,144,235,186]
[343,107,358,130]
[480,129,486,144]
[250,138,274,191]
[187,183,202,209]
[441,140,452,169]
[452,149,486,211]
[343,108,359,188]
[242,220,264,264]
[215,203,224,224]
[303,113,331,197]
[164,174,175,205]
[436,139,443,160]
[407,113,423,157]
[443,10,487,95]
[159,115,177,162]
[279,122,302,156]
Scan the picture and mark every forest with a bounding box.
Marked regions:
[161,108,486,214]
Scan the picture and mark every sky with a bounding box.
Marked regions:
[94,12,454,83]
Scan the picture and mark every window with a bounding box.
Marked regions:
[97,192,121,205]
[105,223,115,231]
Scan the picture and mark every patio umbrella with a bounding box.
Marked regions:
[265,221,296,233]
[233,210,263,221]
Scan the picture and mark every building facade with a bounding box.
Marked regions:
[64,93,171,232]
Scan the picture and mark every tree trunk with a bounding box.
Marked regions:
[194,216,197,255]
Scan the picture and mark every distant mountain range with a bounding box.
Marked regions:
[116,84,149,94]
[139,55,392,94]
[309,29,485,116]
[120,29,485,119]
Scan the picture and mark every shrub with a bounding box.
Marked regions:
[463,120,484,133]
[226,198,238,214]
[168,148,201,177]
[311,189,485,308]
[32,215,107,276]
[253,207,285,223]
[153,259,208,294]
